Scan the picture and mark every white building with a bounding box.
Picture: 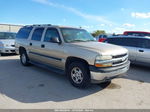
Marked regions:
[0,24,23,33]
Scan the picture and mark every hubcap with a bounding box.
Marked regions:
[21,54,26,64]
[71,67,83,84]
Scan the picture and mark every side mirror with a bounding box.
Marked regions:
[51,37,60,44]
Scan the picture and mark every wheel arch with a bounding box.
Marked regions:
[19,46,26,54]
[65,56,89,72]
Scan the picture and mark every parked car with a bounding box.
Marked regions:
[15,24,130,88]
[0,32,16,56]
[104,36,150,67]
[96,34,108,42]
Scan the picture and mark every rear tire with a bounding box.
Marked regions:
[20,50,30,66]
[68,62,91,88]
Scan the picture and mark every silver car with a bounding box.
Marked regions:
[105,36,150,66]
[0,32,16,56]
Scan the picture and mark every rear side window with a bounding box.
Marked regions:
[31,28,44,41]
[16,27,33,39]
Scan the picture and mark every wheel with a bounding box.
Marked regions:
[68,62,91,88]
[20,50,30,66]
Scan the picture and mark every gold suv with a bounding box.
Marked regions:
[15,24,130,88]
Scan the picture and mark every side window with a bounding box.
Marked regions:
[16,27,33,39]
[31,28,44,41]
[119,38,138,47]
[106,38,123,45]
[106,38,138,47]
[145,40,150,49]
[44,28,60,42]
[137,39,150,49]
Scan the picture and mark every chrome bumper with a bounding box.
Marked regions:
[90,61,130,83]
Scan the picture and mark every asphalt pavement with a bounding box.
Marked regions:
[0,55,150,109]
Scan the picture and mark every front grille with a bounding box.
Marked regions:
[112,53,127,59]
[112,53,128,66]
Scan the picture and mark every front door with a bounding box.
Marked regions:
[39,28,65,70]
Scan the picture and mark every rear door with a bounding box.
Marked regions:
[136,38,150,64]
[28,27,45,62]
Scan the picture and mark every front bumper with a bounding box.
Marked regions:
[89,61,130,83]
[0,47,16,54]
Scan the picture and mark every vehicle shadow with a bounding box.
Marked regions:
[125,64,150,83]
[0,58,109,103]
[0,53,18,57]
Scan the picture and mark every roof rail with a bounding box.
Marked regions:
[32,24,52,26]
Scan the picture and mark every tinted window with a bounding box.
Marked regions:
[106,38,138,47]
[137,39,150,49]
[31,28,44,41]
[105,38,123,45]
[44,28,60,42]
[16,27,33,39]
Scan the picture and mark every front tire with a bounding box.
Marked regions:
[20,50,30,66]
[68,62,91,88]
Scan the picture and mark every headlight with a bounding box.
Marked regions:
[95,55,112,60]
[95,55,112,67]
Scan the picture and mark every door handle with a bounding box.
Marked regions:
[29,43,32,46]
[41,44,45,48]
[139,50,144,52]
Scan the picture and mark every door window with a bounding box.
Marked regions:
[44,28,60,42]
[137,39,150,49]
[31,28,44,41]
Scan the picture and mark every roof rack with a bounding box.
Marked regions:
[32,24,52,26]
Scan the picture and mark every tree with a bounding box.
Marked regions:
[91,30,106,37]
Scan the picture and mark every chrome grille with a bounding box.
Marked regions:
[112,53,128,66]
[112,53,127,59]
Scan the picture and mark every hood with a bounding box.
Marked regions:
[0,39,15,45]
[69,42,128,56]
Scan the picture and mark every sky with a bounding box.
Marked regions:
[1,0,150,33]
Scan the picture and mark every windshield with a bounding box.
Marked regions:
[0,32,16,39]
[61,28,95,43]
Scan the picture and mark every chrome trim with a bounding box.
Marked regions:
[95,55,128,64]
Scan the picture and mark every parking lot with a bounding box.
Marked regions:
[0,55,150,109]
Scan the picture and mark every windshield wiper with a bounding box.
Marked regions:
[69,40,86,42]
[68,39,95,43]
[85,40,95,42]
